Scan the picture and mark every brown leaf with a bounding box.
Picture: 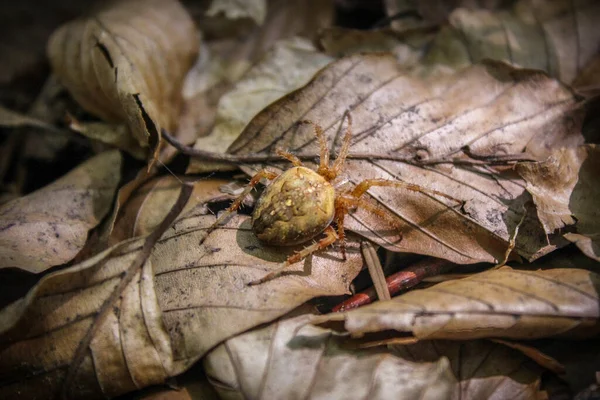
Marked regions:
[312,266,600,340]
[205,314,546,399]
[0,150,122,272]
[0,215,362,399]
[109,176,233,244]
[227,53,584,264]
[204,314,457,399]
[47,0,199,161]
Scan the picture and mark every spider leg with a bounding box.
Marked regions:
[331,113,353,177]
[275,148,303,167]
[337,195,403,232]
[208,169,278,234]
[300,119,330,176]
[351,179,463,206]
[334,198,348,261]
[248,226,339,285]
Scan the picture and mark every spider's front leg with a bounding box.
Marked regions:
[248,226,339,286]
[207,169,278,235]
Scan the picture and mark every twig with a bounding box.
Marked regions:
[60,183,193,399]
[161,130,536,167]
[332,257,454,312]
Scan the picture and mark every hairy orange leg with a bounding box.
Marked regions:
[300,119,331,178]
[209,169,278,234]
[334,199,348,260]
[275,148,303,167]
[331,113,353,177]
[337,195,404,234]
[351,179,463,206]
[248,226,339,286]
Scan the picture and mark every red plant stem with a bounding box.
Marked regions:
[332,257,454,312]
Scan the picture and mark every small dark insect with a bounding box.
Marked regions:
[210,114,460,285]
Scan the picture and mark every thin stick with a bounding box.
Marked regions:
[161,130,535,166]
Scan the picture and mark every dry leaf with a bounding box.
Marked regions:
[0,214,362,399]
[227,53,585,264]
[313,266,600,340]
[47,0,199,162]
[205,314,546,399]
[423,0,600,83]
[206,0,267,25]
[109,176,233,244]
[517,145,600,260]
[204,314,456,400]
[187,37,334,173]
[0,150,122,272]
[390,340,545,399]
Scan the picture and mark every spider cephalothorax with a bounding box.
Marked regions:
[210,114,460,285]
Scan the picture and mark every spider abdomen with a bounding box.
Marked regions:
[252,166,335,246]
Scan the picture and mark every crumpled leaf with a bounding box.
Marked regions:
[227,53,585,264]
[0,214,362,399]
[518,144,600,261]
[312,266,600,340]
[187,37,334,173]
[516,145,595,235]
[47,0,199,162]
[0,150,122,272]
[206,0,267,26]
[205,314,456,399]
[205,314,546,399]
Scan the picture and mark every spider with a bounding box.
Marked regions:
[210,114,460,285]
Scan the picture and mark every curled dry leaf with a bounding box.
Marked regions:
[47,0,199,161]
[518,144,600,261]
[313,266,600,340]
[187,37,334,173]
[0,150,122,272]
[0,214,361,399]
[227,53,585,264]
[516,145,599,236]
[205,314,456,400]
[205,314,546,399]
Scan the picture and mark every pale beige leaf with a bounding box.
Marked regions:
[0,150,122,272]
[47,0,199,159]
[187,37,334,173]
[227,53,585,264]
[313,266,600,340]
[206,0,267,25]
[0,215,361,399]
[204,315,456,400]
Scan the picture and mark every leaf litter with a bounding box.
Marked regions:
[1,0,600,399]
